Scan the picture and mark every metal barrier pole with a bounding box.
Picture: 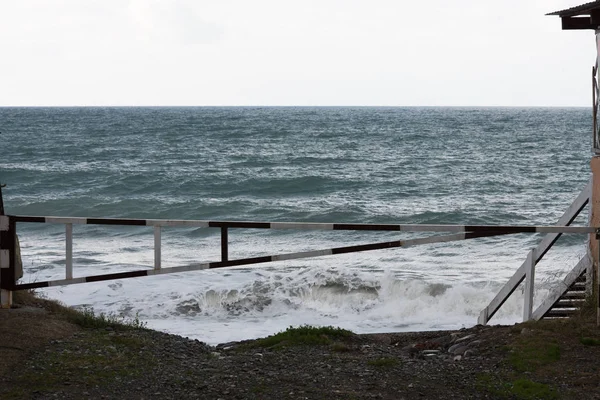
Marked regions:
[523,249,535,321]
[221,227,228,262]
[0,184,5,215]
[0,184,4,306]
[65,223,73,279]
[154,226,161,270]
[0,215,13,308]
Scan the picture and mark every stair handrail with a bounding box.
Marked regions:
[531,253,592,320]
[478,179,592,325]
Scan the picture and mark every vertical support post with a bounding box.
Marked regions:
[477,307,488,326]
[597,230,600,327]
[0,215,14,308]
[221,227,228,262]
[0,184,5,216]
[0,185,5,307]
[154,226,161,270]
[590,157,600,308]
[65,223,73,280]
[523,249,535,322]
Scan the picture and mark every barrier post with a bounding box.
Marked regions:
[523,249,535,321]
[221,227,228,262]
[0,183,4,215]
[65,223,73,279]
[154,226,161,270]
[597,230,600,327]
[0,183,13,307]
[0,215,14,308]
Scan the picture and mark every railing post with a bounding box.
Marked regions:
[0,183,5,216]
[0,215,14,308]
[154,226,161,270]
[597,230,600,327]
[65,223,73,280]
[523,249,535,322]
[477,307,488,326]
[221,227,228,262]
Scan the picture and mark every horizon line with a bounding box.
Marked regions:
[0,105,591,108]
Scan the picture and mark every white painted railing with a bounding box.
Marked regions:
[478,179,593,325]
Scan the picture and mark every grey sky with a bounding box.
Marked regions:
[0,0,595,106]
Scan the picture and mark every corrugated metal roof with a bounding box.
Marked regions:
[547,1,600,16]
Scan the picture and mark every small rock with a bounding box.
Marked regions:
[401,344,419,357]
[428,335,453,348]
[464,349,478,357]
[454,334,476,344]
[448,343,468,355]
[453,355,462,361]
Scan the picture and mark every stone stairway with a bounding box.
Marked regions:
[542,272,587,319]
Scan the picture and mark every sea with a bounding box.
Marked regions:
[0,107,593,345]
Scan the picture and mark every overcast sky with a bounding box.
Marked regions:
[0,0,597,106]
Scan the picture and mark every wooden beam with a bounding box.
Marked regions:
[591,9,600,25]
[561,16,596,30]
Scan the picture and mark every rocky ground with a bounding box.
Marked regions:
[1,293,600,399]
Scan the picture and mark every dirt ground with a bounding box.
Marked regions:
[2,293,600,399]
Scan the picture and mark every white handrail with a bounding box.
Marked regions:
[478,179,592,325]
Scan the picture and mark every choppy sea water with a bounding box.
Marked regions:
[0,107,592,344]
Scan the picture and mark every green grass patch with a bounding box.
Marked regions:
[476,374,559,399]
[330,343,352,352]
[4,331,156,398]
[580,337,600,346]
[367,357,398,367]
[508,341,560,373]
[510,379,559,400]
[62,306,147,330]
[250,325,353,348]
[13,290,147,331]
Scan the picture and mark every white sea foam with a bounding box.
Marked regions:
[4,107,592,345]
[27,234,574,345]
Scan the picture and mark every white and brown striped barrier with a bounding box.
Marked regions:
[1,214,595,291]
[0,212,597,315]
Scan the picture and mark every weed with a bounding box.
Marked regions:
[250,325,353,348]
[508,341,560,373]
[330,343,352,352]
[510,379,559,399]
[580,337,600,346]
[476,374,558,399]
[64,306,147,330]
[367,357,398,367]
